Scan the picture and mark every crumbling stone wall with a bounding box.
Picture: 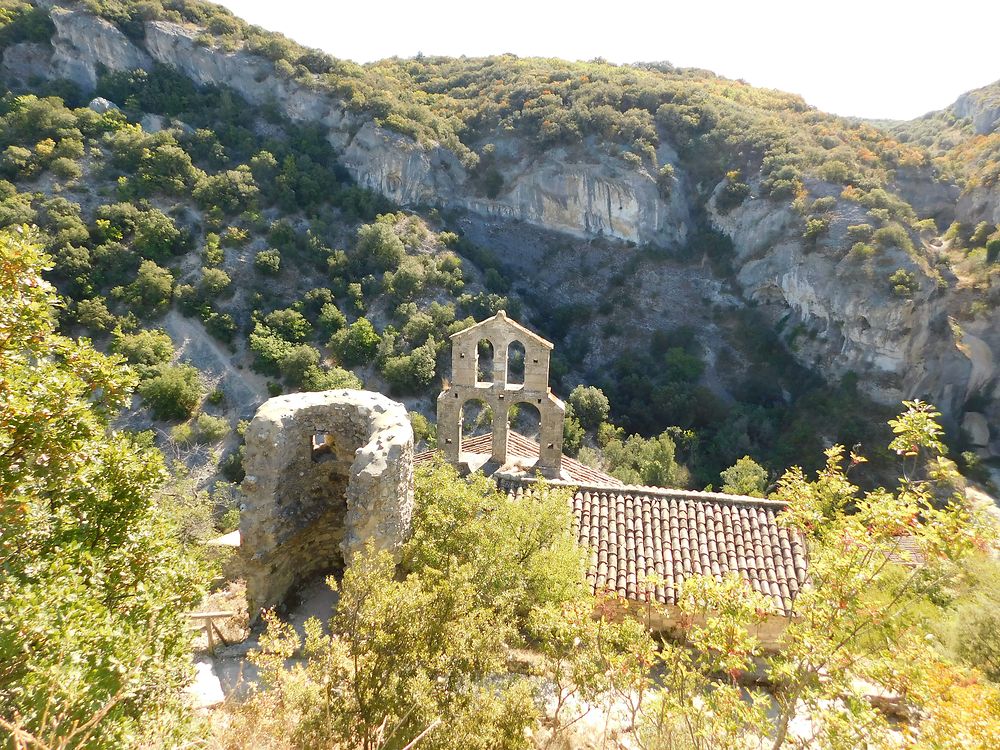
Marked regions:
[241,390,414,618]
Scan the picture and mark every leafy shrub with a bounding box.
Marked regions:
[568,385,610,430]
[803,216,830,242]
[262,308,312,342]
[119,259,173,315]
[203,310,237,343]
[329,317,380,366]
[353,221,405,275]
[254,248,281,274]
[220,444,246,483]
[380,339,438,393]
[715,171,751,213]
[199,266,231,297]
[170,421,196,445]
[137,143,199,194]
[138,363,203,420]
[75,296,115,331]
[810,196,837,213]
[848,242,876,260]
[719,455,768,496]
[111,327,174,369]
[562,409,585,457]
[818,159,852,183]
[873,222,914,254]
[195,412,230,443]
[889,268,919,298]
[986,235,1000,264]
[656,163,675,200]
[316,302,346,335]
[192,166,259,214]
[50,155,82,181]
[0,228,202,744]
[202,232,224,265]
[279,344,320,386]
[602,430,690,487]
[846,223,874,242]
[301,365,362,391]
[409,410,434,447]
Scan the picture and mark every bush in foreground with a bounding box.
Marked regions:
[0,227,204,747]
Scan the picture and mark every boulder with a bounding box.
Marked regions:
[87,97,119,114]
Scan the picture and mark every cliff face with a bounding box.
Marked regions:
[6,8,693,245]
[712,189,978,420]
[952,83,1000,136]
[6,2,1000,438]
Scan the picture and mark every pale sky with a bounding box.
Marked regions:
[217,0,999,121]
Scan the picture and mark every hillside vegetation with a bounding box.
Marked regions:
[5,0,987,488]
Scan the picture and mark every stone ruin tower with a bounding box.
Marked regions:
[240,390,414,618]
[437,310,566,477]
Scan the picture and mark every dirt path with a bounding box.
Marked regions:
[163,310,270,421]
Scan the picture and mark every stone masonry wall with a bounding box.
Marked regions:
[240,390,414,618]
[437,311,565,476]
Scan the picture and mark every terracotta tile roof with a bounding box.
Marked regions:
[414,431,624,486]
[415,433,807,616]
[499,477,808,616]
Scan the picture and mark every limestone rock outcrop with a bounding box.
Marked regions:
[952,85,1000,136]
[8,4,690,247]
[240,390,413,619]
[48,6,151,90]
[710,183,974,420]
[460,144,688,246]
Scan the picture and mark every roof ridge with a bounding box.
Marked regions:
[499,474,789,508]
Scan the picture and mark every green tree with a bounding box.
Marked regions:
[316,301,347,335]
[279,344,321,386]
[228,460,584,749]
[301,364,362,391]
[380,338,438,393]
[330,317,380,366]
[758,402,994,748]
[138,363,203,420]
[120,259,173,315]
[567,385,610,430]
[131,208,183,262]
[262,307,312,342]
[0,227,203,747]
[602,430,690,487]
[192,166,259,214]
[562,407,585,457]
[719,455,768,496]
[354,221,405,275]
[75,296,115,331]
[198,266,231,298]
[137,143,200,194]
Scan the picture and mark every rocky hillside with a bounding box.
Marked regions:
[3,0,1000,474]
